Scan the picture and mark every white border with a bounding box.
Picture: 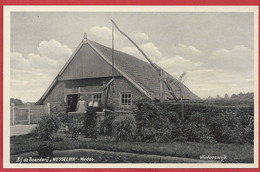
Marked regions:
[3,5,259,169]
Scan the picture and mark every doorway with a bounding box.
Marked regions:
[67,94,78,112]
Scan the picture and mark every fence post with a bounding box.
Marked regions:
[47,103,51,115]
[27,103,31,124]
[11,103,15,126]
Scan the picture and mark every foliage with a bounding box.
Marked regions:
[159,102,254,120]
[135,101,172,142]
[50,132,65,142]
[37,143,54,158]
[204,92,254,106]
[100,111,118,135]
[84,106,98,139]
[189,112,207,124]
[183,122,216,143]
[134,99,253,144]
[112,114,137,141]
[208,112,254,144]
[32,115,60,140]
[10,98,24,105]
[167,112,183,138]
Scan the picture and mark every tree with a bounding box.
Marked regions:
[216,94,221,100]
[10,98,23,105]
[224,93,229,100]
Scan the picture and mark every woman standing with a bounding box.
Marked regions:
[76,96,87,113]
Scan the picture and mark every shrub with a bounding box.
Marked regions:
[33,115,60,140]
[242,125,254,144]
[112,114,137,141]
[208,115,227,142]
[183,122,216,143]
[100,111,118,136]
[135,101,172,142]
[159,102,254,120]
[134,99,254,144]
[84,106,98,138]
[50,132,65,142]
[189,112,207,124]
[208,112,248,144]
[221,126,243,144]
[167,112,183,138]
[37,143,54,158]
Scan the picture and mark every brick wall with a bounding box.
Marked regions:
[111,77,145,110]
[44,81,65,103]
[43,76,147,114]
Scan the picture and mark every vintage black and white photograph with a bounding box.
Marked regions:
[3,6,258,168]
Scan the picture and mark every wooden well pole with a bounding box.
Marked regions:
[159,69,164,103]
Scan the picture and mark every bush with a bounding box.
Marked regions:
[167,112,183,138]
[183,122,216,143]
[189,112,207,124]
[37,143,54,158]
[134,99,254,144]
[100,111,118,136]
[50,132,65,142]
[221,126,243,144]
[112,114,137,141]
[135,101,172,142]
[208,115,227,142]
[33,115,60,140]
[208,112,252,144]
[159,102,254,120]
[84,106,98,138]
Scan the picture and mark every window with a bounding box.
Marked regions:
[92,93,102,102]
[120,92,132,106]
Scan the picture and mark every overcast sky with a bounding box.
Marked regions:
[10,12,254,102]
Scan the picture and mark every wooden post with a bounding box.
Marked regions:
[27,103,30,124]
[159,69,164,103]
[181,88,184,121]
[47,103,51,115]
[11,103,15,126]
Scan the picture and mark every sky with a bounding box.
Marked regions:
[10,12,255,102]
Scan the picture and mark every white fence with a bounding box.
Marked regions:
[10,103,50,125]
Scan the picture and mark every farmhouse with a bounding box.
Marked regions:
[36,33,199,113]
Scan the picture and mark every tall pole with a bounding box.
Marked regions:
[111,19,179,102]
[27,103,31,124]
[159,69,164,103]
[12,103,15,126]
[105,24,115,109]
[111,25,115,93]
[112,25,115,79]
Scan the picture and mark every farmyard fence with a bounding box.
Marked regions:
[10,103,50,125]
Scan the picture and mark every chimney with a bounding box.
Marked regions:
[83,32,88,44]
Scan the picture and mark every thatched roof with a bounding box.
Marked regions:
[37,38,199,104]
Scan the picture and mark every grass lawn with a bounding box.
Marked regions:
[11,149,216,163]
[10,134,254,163]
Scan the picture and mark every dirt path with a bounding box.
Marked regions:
[11,149,220,163]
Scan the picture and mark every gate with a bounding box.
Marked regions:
[10,103,50,125]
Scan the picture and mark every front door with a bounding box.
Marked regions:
[67,94,78,112]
